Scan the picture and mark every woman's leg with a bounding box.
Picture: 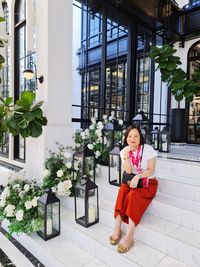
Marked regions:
[112,214,122,239]
[119,217,135,247]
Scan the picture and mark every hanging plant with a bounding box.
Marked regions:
[150,44,200,102]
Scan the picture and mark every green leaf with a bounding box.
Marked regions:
[0,54,5,64]
[5,97,13,106]
[0,17,5,22]
[16,91,35,107]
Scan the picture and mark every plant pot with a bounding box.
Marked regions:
[170,108,186,142]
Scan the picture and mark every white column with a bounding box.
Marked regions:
[25,0,74,180]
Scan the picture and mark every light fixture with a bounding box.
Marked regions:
[23,61,44,90]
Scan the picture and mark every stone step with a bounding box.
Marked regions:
[61,197,200,267]
[96,177,200,232]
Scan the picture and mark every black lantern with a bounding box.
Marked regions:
[73,145,95,183]
[102,119,123,150]
[109,145,122,186]
[132,111,149,128]
[37,189,60,241]
[151,127,159,150]
[159,127,170,152]
[74,176,99,227]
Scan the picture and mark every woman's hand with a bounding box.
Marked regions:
[129,175,139,188]
[123,145,132,158]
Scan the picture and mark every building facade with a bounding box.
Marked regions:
[0,0,199,179]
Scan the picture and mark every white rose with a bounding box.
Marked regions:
[57,170,64,177]
[118,119,123,126]
[89,124,95,130]
[95,129,102,138]
[15,210,24,221]
[1,187,10,200]
[109,116,113,121]
[4,204,15,217]
[63,151,72,159]
[87,144,93,150]
[91,117,96,124]
[43,169,50,177]
[24,184,30,192]
[66,162,72,169]
[63,180,72,190]
[31,197,38,207]
[0,200,6,207]
[95,151,101,158]
[51,187,57,193]
[103,114,107,120]
[75,143,81,148]
[84,129,89,136]
[25,200,32,210]
[97,121,104,130]
[80,132,85,137]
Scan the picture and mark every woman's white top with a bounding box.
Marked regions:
[120,144,158,177]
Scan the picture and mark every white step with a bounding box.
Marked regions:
[61,195,200,267]
[96,171,200,232]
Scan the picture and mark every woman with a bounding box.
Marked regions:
[109,125,158,253]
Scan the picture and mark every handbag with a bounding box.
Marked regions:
[122,172,149,188]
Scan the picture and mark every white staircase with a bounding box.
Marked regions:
[3,157,200,267]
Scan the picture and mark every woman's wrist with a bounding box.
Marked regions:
[137,173,142,179]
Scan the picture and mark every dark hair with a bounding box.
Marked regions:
[123,125,144,146]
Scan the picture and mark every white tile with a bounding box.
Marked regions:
[156,255,191,267]
[181,209,200,232]
[170,227,200,249]
[83,259,109,267]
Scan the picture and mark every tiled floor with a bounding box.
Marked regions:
[158,144,200,162]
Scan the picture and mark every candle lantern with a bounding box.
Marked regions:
[132,110,149,128]
[109,145,122,186]
[73,145,95,183]
[37,189,60,241]
[159,127,170,152]
[151,127,159,150]
[102,119,123,150]
[74,176,99,227]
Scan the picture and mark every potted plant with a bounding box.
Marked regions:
[150,44,200,142]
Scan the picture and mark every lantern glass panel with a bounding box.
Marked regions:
[109,154,121,185]
[160,134,168,152]
[87,190,98,224]
[46,203,59,235]
[74,152,83,176]
[85,156,95,178]
[38,203,45,237]
[75,188,85,221]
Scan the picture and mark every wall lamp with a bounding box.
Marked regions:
[23,61,44,90]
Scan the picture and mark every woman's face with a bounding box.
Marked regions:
[126,129,140,149]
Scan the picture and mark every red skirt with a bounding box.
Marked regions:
[114,179,158,226]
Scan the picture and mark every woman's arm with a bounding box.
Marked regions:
[122,146,132,174]
[129,157,156,188]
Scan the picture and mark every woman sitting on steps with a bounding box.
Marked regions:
[109,124,158,253]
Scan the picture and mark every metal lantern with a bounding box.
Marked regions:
[74,176,99,227]
[102,119,123,150]
[109,145,122,186]
[132,110,149,128]
[151,127,159,150]
[73,145,95,183]
[37,189,60,241]
[159,127,170,152]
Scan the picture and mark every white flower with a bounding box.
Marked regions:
[73,172,77,180]
[24,184,30,192]
[57,181,71,196]
[95,151,101,158]
[31,197,38,207]
[43,169,50,177]
[97,121,104,130]
[25,200,32,210]
[84,129,89,136]
[109,116,113,121]
[91,117,96,124]
[51,186,57,193]
[63,151,72,159]
[95,129,102,138]
[80,132,85,138]
[118,119,123,126]
[4,204,15,217]
[89,170,94,176]
[15,210,24,221]
[76,143,81,148]
[1,187,10,200]
[103,114,108,120]
[89,124,95,130]
[57,170,64,177]
[66,162,72,169]
[63,180,72,190]
[0,200,6,207]
[87,144,93,150]
[74,162,79,171]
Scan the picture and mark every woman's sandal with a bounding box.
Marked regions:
[109,232,122,245]
[117,240,134,253]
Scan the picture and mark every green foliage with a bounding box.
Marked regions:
[0,178,44,235]
[150,44,200,102]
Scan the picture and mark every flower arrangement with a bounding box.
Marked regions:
[43,143,81,197]
[0,176,44,235]
[73,114,124,165]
